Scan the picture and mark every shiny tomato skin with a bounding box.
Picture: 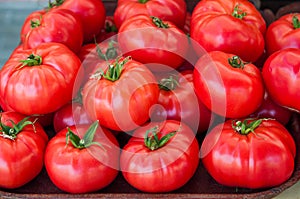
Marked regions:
[0,111,48,189]
[193,51,264,118]
[114,0,187,29]
[190,0,266,62]
[151,70,213,133]
[262,48,300,112]
[53,101,93,133]
[21,9,83,53]
[82,57,159,132]
[201,119,296,189]
[118,14,188,72]
[266,13,300,55]
[0,42,83,115]
[53,0,106,43]
[44,124,120,193]
[120,120,199,192]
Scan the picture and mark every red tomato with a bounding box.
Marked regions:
[82,56,159,132]
[49,0,106,43]
[0,42,83,115]
[20,9,83,53]
[193,51,264,118]
[151,70,213,133]
[114,0,187,29]
[44,122,120,193]
[250,91,292,125]
[262,48,300,112]
[118,15,188,72]
[95,16,118,43]
[190,0,266,62]
[201,118,296,189]
[266,13,300,55]
[0,111,48,189]
[120,120,199,192]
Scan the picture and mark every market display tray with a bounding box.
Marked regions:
[1,0,300,198]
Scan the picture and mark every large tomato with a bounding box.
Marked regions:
[0,42,83,115]
[44,121,120,193]
[49,0,106,43]
[120,120,199,192]
[266,13,300,55]
[193,51,264,118]
[0,111,48,189]
[262,48,300,112]
[118,15,188,72]
[201,118,296,189]
[190,0,266,62]
[82,56,159,132]
[114,0,187,29]
[20,8,83,53]
[151,70,213,133]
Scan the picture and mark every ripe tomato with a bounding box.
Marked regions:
[114,0,187,29]
[266,13,300,55]
[151,70,213,133]
[49,0,106,43]
[201,118,296,189]
[193,51,264,118]
[118,15,188,72]
[82,56,159,132]
[120,120,199,192]
[0,42,83,115]
[190,0,266,62]
[0,111,48,189]
[262,48,300,112]
[44,121,120,193]
[20,8,83,53]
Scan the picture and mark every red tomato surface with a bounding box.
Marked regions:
[266,13,300,55]
[193,51,264,118]
[151,70,213,133]
[44,123,120,193]
[0,111,48,189]
[20,9,83,53]
[114,0,187,29]
[262,48,300,112]
[201,118,296,189]
[120,120,199,192]
[118,15,188,72]
[82,57,159,132]
[0,42,83,115]
[50,0,106,43]
[190,0,266,62]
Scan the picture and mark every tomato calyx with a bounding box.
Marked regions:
[232,118,262,135]
[159,74,179,91]
[232,4,247,19]
[19,54,42,68]
[30,18,41,28]
[91,56,131,81]
[0,116,37,140]
[48,0,65,8]
[144,125,178,150]
[66,121,105,150]
[151,16,169,29]
[228,55,248,69]
[95,40,119,61]
[105,21,118,33]
[292,15,300,29]
[138,0,148,4]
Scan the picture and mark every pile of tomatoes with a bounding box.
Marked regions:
[0,0,299,194]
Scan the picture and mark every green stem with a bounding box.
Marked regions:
[19,54,42,68]
[0,116,37,140]
[144,125,178,151]
[30,18,41,28]
[292,15,300,29]
[48,0,64,8]
[232,4,247,19]
[66,121,105,150]
[159,74,180,91]
[151,16,169,29]
[138,0,148,3]
[228,55,248,69]
[232,118,262,135]
[105,22,118,33]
